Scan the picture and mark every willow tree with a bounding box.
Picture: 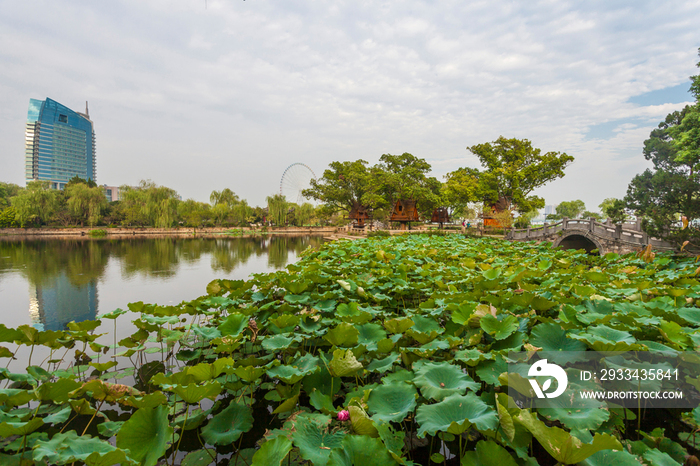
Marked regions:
[119,180,180,228]
[65,183,108,226]
[11,181,59,226]
[266,194,288,226]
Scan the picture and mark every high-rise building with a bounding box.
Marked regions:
[25,98,96,190]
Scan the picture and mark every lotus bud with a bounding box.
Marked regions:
[337,410,350,421]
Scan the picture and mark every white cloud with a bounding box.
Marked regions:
[0,0,698,211]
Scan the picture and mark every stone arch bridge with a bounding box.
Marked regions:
[505,218,676,254]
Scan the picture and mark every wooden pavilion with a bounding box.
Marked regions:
[389,199,420,229]
[348,202,371,228]
[431,207,450,228]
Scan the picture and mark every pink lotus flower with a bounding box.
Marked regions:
[337,410,350,421]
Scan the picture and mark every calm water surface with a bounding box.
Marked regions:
[0,236,324,331]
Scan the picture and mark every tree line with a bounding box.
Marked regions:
[0,178,324,229]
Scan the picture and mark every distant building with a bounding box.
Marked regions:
[544,204,558,216]
[25,98,96,190]
[102,185,120,202]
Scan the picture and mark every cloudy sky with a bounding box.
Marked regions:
[1,1,698,211]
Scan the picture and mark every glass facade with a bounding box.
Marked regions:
[25,98,96,189]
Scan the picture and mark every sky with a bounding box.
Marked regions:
[0,0,698,212]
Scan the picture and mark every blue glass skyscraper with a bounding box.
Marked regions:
[25,98,96,189]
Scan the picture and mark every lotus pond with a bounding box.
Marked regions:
[2,233,700,466]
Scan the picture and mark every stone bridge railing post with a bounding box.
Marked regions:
[615,224,622,240]
[563,217,569,229]
[543,222,548,235]
[589,217,594,231]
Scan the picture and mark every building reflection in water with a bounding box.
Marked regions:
[28,272,98,331]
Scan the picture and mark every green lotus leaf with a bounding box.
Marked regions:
[642,449,681,466]
[415,392,498,437]
[268,314,301,331]
[414,361,479,400]
[309,389,336,414]
[326,434,397,466]
[529,323,587,352]
[0,388,37,408]
[658,320,693,349]
[201,401,253,445]
[291,352,321,373]
[291,414,345,466]
[285,280,310,294]
[381,369,414,385]
[349,405,379,437]
[169,382,222,404]
[266,365,310,384]
[569,325,642,352]
[232,365,267,383]
[329,349,363,377]
[262,334,300,351]
[480,314,519,340]
[122,391,168,409]
[115,405,172,466]
[180,449,216,466]
[252,435,293,466]
[43,406,72,424]
[451,302,478,325]
[303,361,341,396]
[357,323,387,351]
[336,302,372,324]
[218,313,248,337]
[531,296,557,311]
[516,410,622,464]
[383,318,414,334]
[375,421,406,464]
[537,393,609,430]
[678,308,700,326]
[284,293,310,304]
[324,322,360,347]
[366,353,400,373]
[367,381,417,423]
[461,440,518,466]
[34,431,134,466]
[0,418,44,437]
[475,354,508,385]
[97,421,124,437]
[453,349,493,366]
[580,448,644,466]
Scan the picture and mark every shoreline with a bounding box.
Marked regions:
[0,226,338,239]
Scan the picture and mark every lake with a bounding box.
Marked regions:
[0,235,325,331]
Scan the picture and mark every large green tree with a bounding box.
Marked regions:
[548,199,586,220]
[372,153,441,218]
[302,160,379,214]
[442,167,480,216]
[65,182,108,226]
[266,194,288,226]
[468,137,574,213]
[118,180,180,227]
[625,48,700,244]
[11,181,60,226]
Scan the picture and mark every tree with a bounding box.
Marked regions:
[0,182,22,209]
[599,198,628,224]
[442,167,480,215]
[372,153,441,218]
[625,49,700,244]
[65,182,107,226]
[302,160,378,214]
[178,199,210,227]
[552,200,586,219]
[10,181,60,226]
[118,180,180,227]
[468,137,574,213]
[267,194,288,226]
[210,188,239,208]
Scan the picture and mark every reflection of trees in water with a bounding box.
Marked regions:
[0,239,109,287]
[0,236,326,283]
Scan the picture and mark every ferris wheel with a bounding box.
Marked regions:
[280,163,317,205]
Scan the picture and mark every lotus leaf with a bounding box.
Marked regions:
[366,353,400,372]
[461,440,518,466]
[115,405,173,466]
[218,313,248,337]
[252,435,293,466]
[414,361,479,400]
[201,401,253,445]
[384,318,414,334]
[291,414,345,466]
[329,349,363,377]
[366,381,417,423]
[415,392,498,437]
[357,323,387,350]
[349,405,379,437]
[516,410,622,464]
[642,449,682,466]
[170,381,222,404]
[33,431,133,466]
[181,449,216,466]
[326,434,397,466]
[529,322,587,353]
[324,323,360,347]
[580,449,645,466]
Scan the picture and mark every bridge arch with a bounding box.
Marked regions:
[553,231,604,254]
